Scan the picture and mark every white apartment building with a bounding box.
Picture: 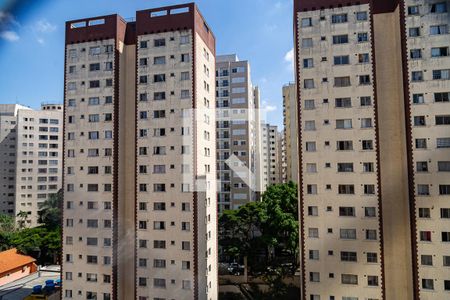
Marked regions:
[260,123,281,190]
[63,4,218,300]
[215,54,260,212]
[0,104,63,227]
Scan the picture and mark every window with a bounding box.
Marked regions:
[356,11,368,21]
[365,207,376,217]
[339,207,355,216]
[358,53,370,63]
[181,53,190,62]
[367,252,378,263]
[332,14,347,24]
[361,118,372,128]
[357,32,368,42]
[305,121,316,131]
[414,116,426,126]
[309,272,320,282]
[340,251,357,262]
[154,56,166,65]
[439,184,450,195]
[304,99,315,109]
[436,115,450,125]
[360,96,371,106]
[303,58,314,68]
[334,76,351,87]
[431,2,447,13]
[336,119,352,129]
[334,55,350,65]
[443,232,450,242]
[366,229,377,240]
[420,231,432,241]
[302,38,313,48]
[306,163,317,173]
[413,94,424,104]
[89,80,100,88]
[140,40,147,48]
[415,138,427,149]
[154,74,166,82]
[431,47,449,57]
[308,228,319,238]
[301,17,312,27]
[359,75,370,85]
[180,35,190,44]
[154,38,165,47]
[409,27,420,37]
[89,63,100,71]
[309,250,319,260]
[181,71,190,80]
[337,140,353,151]
[335,98,351,108]
[408,5,420,15]
[419,207,431,219]
[368,276,379,286]
[410,49,422,59]
[341,274,358,285]
[337,163,353,173]
[430,25,448,35]
[182,241,190,250]
[304,79,315,89]
[306,142,316,152]
[441,208,450,218]
[308,206,318,216]
[338,185,354,194]
[433,69,450,80]
[416,161,428,172]
[333,35,348,44]
[422,279,434,290]
[340,229,356,239]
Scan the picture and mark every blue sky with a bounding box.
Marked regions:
[0,0,294,128]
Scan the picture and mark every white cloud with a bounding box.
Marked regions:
[35,19,56,33]
[284,48,294,73]
[261,100,277,112]
[0,30,19,42]
[37,38,45,45]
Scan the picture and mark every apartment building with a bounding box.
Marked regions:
[283,83,299,183]
[260,123,281,190]
[294,1,450,300]
[215,54,259,212]
[63,4,218,300]
[0,104,63,227]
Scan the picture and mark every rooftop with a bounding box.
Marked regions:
[0,249,36,276]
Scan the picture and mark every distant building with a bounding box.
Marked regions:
[260,123,281,190]
[282,83,298,183]
[215,54,260,212]
[0,104,63,227]
[0,248,37,286]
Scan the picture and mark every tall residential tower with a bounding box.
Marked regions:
[215,54,260,212]
[294,1,450,300]
[63,4,218,300]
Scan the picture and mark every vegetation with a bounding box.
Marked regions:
[0,191,62,265]
[219,182,299,275]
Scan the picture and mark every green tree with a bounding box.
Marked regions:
[37,190,62,228]
[16,210,29,229]
[0,214,15,233]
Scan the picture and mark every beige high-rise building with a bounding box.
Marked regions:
[0,103,63,227]
[260,123,282,190]
[215,54,260,212]
[63,4,218,300]
[283,83,298,183]
[294,0,450,299]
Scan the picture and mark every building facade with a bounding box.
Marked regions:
[215,54,259,212]
[294,1,450,300]
[63,4,218,300]
[0,104,63,227]
[283,83,299,183]
[260,123,281,190]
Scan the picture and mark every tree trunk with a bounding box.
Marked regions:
[244,256,248,283]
